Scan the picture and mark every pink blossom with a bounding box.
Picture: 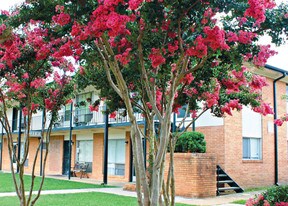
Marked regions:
[190,110,197,118]
[253,102,274,116]
[149,48,166,68]
[22,107,29,116]
[115,48,132,65]
[180,73,194,85]
[226,32,238,42]
[186,36,207,58]
[250,75,268,90]
[109,111,117,119]
[45,98,55,110]
[238,30,256,44]
[203,26,230,51]
[238,17,247,26]
[52,13,71,26]
[128,0,143,10]
[89,105,99,112]
[31,103,39,111]
[172,104,181,114]
[30,78,46,89]
[167,41,179,55]
[146,102,152,110]
[244,0,275,26]
[66,99,73,104]
[221,104,232,116]
[253,45,277,67]
[22,73,29,79]
[55,5,65,13]
[0,24,7,36]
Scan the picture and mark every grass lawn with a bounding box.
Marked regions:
[231,199,246,204]
[0,192,191,206]
[0,172,110,193]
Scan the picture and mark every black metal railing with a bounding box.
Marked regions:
[3,106,144,132]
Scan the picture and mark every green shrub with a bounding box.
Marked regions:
[246,185,288,206]
[174,132,206,153]
[264,185,288,205]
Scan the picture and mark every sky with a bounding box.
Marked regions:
[0,0,287,70]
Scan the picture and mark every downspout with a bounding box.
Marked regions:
[265,64,288,185]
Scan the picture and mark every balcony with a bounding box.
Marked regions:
[3,107,144,133]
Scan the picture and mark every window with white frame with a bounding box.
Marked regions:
[108,139,126,176]
[64,104,71,122]
[76,140,93,172]
[242,106,262,160]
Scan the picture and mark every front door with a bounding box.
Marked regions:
[62,141,70,175]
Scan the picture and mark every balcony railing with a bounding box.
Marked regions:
[3,106,144,132]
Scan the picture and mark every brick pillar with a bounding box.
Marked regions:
[92,133,104,180]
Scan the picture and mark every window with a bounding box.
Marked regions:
[108,139,125,176]
[76,140,93,172]
[75,93,93,125]
[64,104,71,121]
[177,105,189,118]
[242,106,262,160]
[76,93,92,109]
[243,138,261,159]
[20,144,28,167]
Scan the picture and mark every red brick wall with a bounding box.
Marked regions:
[196,126,225,166]
[124,131,131,181]
[273,80,288,185]
[222,78,288,189]
[2,137,11,171]
[92,133,104,179]
[165,153,216,197]
[47,135,64,175]
[24,138,41,174]
[91,131,130,182]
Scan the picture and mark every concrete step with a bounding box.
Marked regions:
[218,180,234,184]
[218,187,241,191]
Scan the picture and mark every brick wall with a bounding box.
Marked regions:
[2,137,11,171]
[24,138,41,174]
[91,131,131,182]
[46,135,64,175]
[92,133,104,179]
[165,153,216,197]
[222,78,288,189]
[196,126,225,166]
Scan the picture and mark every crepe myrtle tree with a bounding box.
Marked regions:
[0,11,75,206]
[9,0,288,205]
[71,1,288,205]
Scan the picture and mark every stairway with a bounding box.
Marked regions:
[217,165,244,195]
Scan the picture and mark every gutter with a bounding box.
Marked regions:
[265,64,288,185]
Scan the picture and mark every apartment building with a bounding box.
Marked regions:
[0,65,287,197]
